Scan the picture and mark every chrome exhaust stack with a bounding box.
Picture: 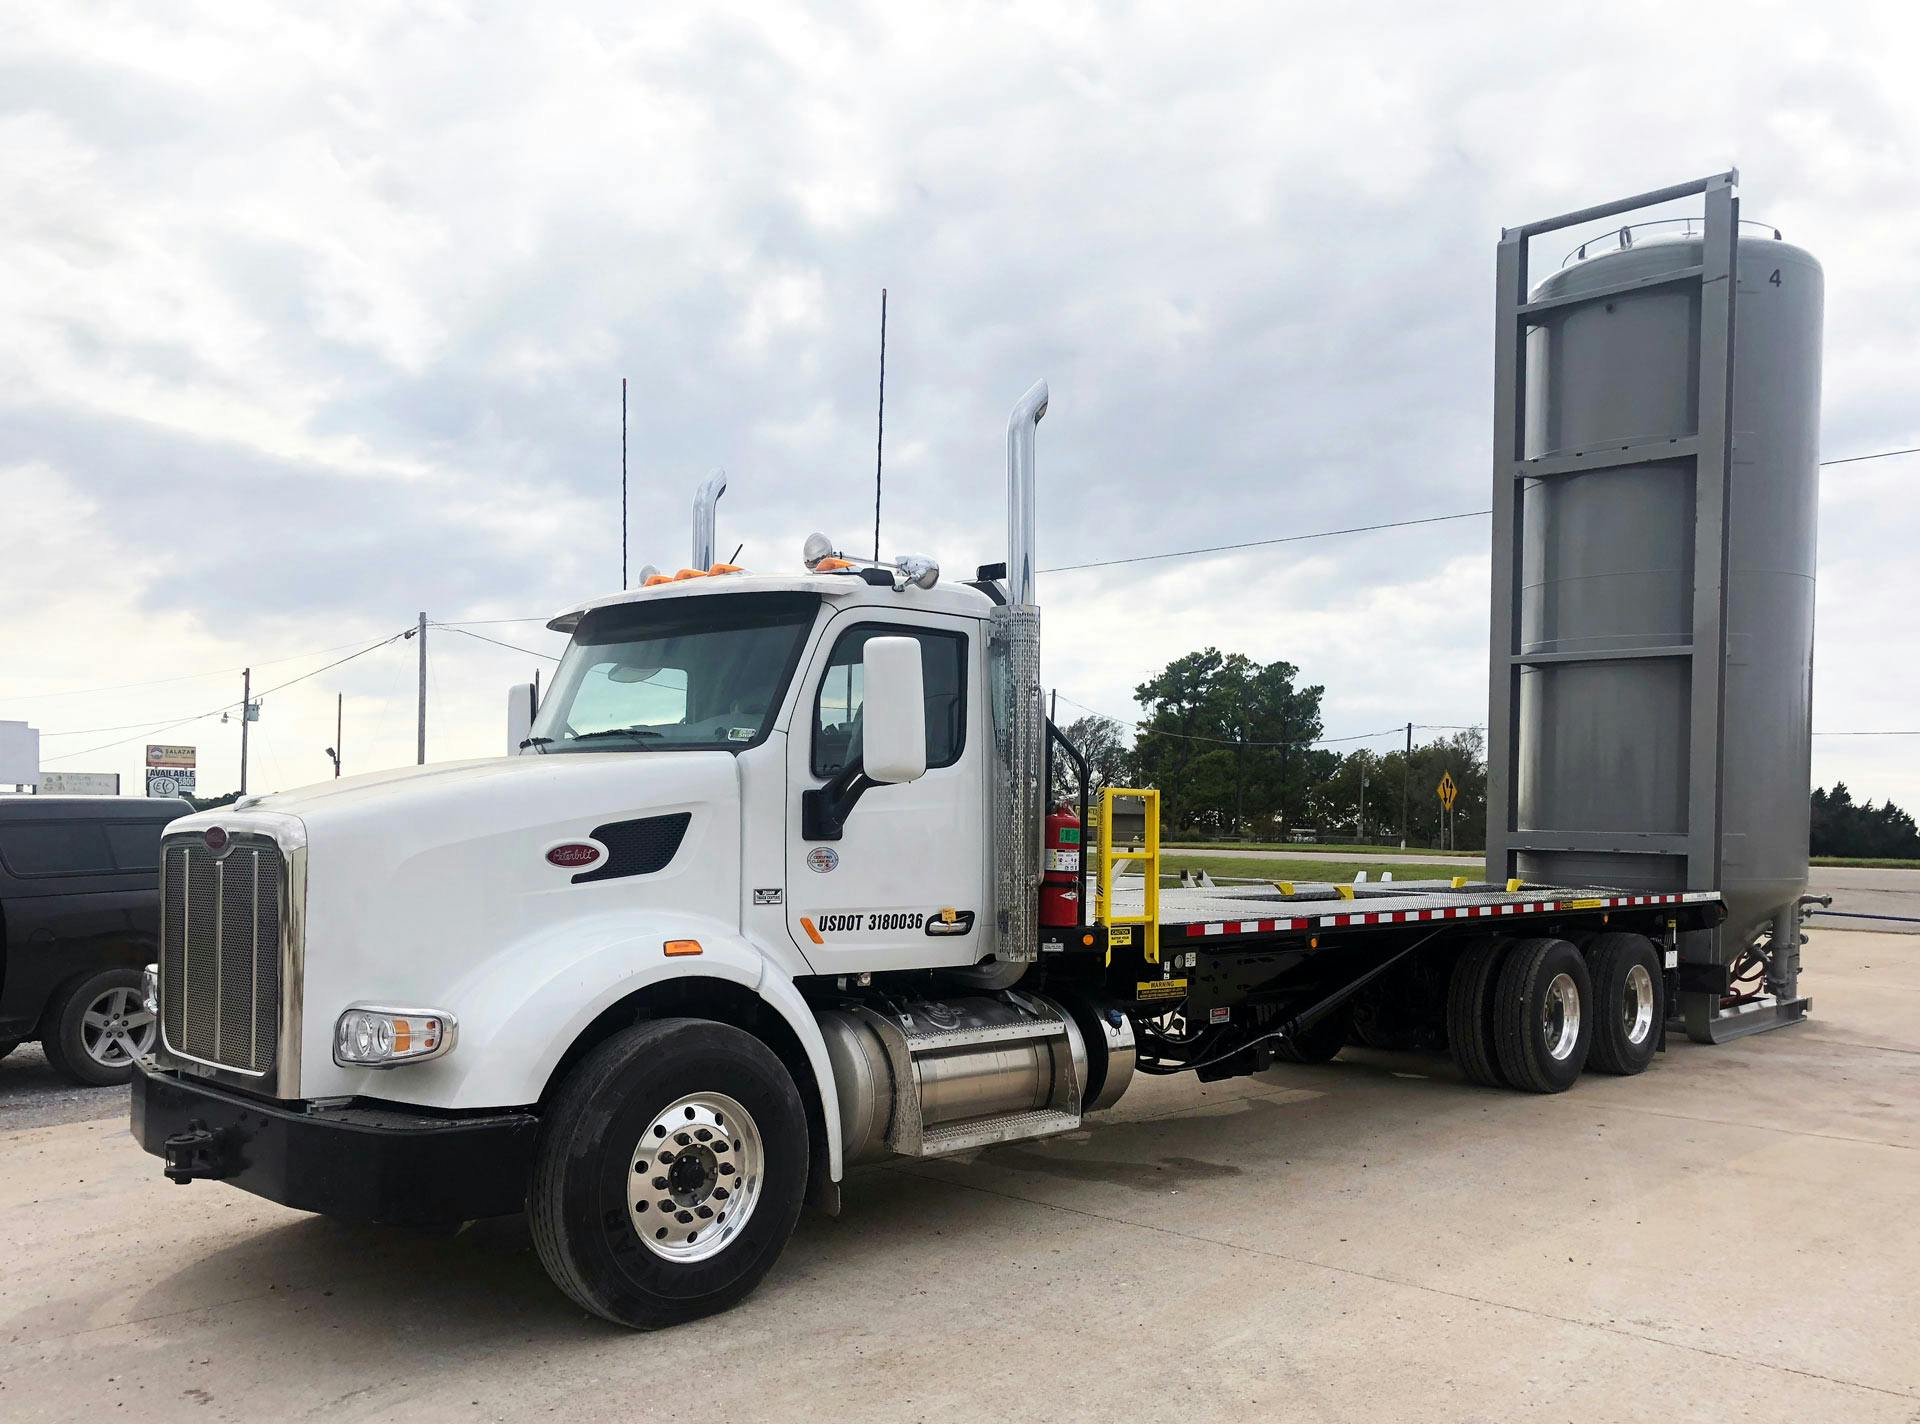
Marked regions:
[1006,380,1048,608]
[983,380,1049,973]
[692,470,727,569]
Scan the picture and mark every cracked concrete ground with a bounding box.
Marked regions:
[2,929,1914,1423]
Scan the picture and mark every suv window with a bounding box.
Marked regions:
[105,820,166,872]
[812,625,967,777]
[0,822,111,877]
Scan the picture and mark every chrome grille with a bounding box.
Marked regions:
[161,836,284,1075]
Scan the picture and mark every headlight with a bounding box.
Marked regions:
[141,963,160,1017]
[333,1006,456,1068]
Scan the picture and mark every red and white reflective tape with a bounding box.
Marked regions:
[1173,891,1703,940]
[1186,916,1312,937]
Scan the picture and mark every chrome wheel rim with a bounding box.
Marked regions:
[1622,963,1655,1046]
[628,1092,763,1263]
[82,986,156,1068]
[1542,972,1581,1062]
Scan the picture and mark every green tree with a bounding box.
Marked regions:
[1811,784,1920,858]
[1051,713,1133,804]
[1130,649,1334,836]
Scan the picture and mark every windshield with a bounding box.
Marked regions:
[528,592,819,753]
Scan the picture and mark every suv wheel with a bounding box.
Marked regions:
[43,968,157,1086]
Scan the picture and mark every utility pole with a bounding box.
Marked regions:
[325,692,343,778]
[239,666,251,795]
[416,611,427,765]
[1400,721,1411,848]
[1357,752,1367,842]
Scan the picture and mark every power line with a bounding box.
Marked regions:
[1041,510,1490,575]
[1819,445,1920,468]
[40,629,413,766]
[6,633,410,704]
[1053,693,1404,749]
[432,624,563,661]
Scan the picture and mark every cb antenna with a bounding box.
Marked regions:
[621,376,629,589]
[873,287,887,561]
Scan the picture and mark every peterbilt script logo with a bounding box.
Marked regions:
[545,842,603,869]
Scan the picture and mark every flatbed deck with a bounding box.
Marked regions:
[1105,876,1721,942]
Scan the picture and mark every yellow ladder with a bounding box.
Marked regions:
[1095,787,1162,964]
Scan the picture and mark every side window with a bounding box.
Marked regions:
[0,822,113,877]
[812,626,967,777]
[105,820,167,872]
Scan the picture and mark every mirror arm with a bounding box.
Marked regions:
[801,760,876,841]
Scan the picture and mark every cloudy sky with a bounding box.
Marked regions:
[4,1,1917,812]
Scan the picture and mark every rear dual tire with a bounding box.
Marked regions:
[1582,933,1663,1076]
[529,1018,808,1329]
[1448,937,1594,1093]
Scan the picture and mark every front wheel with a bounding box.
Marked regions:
[529,1018,808,1329]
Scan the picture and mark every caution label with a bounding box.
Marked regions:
[1135,978,1187,1002]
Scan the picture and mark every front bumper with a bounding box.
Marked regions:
[131,1061,538,1226]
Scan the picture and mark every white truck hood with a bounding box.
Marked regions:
[171,750,749,1104]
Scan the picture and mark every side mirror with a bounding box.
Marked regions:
[858,636,926,785]
[507,683,536,755]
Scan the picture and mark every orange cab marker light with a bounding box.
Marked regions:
[392,1018,412,1054]
[664,939,703,957]
[673,568,707,581]
[644,573,674,587]
[799,918,825,945]
[813,557,853,571]
[708,563,743,575]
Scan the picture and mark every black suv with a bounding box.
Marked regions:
[0,796,191,1085]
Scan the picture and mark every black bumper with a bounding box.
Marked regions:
[131,1062,539,1226]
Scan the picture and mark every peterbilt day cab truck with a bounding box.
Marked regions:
[130,378,1731,1328]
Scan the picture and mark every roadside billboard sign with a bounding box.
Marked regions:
[146,744,197,769]
[1,720,40,787]
[146,768,197,799]
[40,771,121,795]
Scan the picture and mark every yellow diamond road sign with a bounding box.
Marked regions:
[1436,770,1457,811]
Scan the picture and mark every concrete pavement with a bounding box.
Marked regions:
[1,930,1914,1423]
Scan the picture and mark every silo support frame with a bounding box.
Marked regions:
[1484,171,1809,1043]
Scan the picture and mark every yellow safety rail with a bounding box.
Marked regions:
[1095,786,1161,964]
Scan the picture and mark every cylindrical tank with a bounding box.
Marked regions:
[1515,231,1823,952]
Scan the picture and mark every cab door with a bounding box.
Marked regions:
[785,610,988,971]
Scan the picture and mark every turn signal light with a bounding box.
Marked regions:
[334,1007,455,1067]
[664,939,703,956]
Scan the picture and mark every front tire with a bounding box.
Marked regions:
[530,1018,808,1329]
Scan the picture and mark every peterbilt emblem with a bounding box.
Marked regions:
[546,842,602,869]
[806,846,839,873]
[203,826,231,856]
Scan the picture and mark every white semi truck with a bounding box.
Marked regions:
[131,178,1814,1329]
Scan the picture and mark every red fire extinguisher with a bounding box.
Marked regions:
[1040,804,1082,928]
